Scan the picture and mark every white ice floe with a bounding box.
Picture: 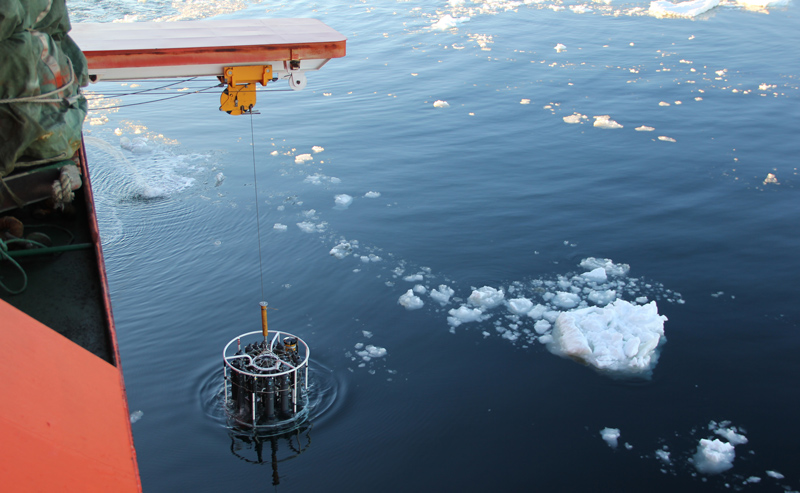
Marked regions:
[551,291,581,309]
[533,319,552,334]
[593,115,623,129]
[580,257,630,277]
[364,191,381,198]
[547,300,667,375]
[655,448,671,463]
[601,427,621,448]
[334,194,354,208]
[413,284,427,294]
[447,305,488,327]
[468,286,505,309]
[766,470,785,479]
[692,438,735,474]
[273,223,288,231]
[431,14,470,30]
[636,125,655,132]
[399,289,424,310]
[130,410,144,424]
[330,241,353,259]
[214,172,225,187]
[507,297,534,316]
[710,420,748,445]
[296,221,327,233]
[582,267,608,283]
[555,43,567,53]
[356,345,387,361]
[431,285,455,306]
[763,173,779,185]
[295,153,313,164]
[649,0,719,18]
[433,100,450,108]
[563,112,587,124]
[658,136,677,143]
[311,145,324,153]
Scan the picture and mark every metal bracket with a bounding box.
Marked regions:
[219,65,274,115]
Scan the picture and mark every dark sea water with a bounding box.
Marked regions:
[72,0,799,491]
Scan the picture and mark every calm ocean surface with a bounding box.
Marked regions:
[72,0,798,491]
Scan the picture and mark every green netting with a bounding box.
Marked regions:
[0,0,88,178]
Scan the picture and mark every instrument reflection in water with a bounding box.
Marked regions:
[229,423,312,486]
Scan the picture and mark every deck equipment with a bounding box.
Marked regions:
[71,18,346,114]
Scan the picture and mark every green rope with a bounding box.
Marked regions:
[0,239,28,295]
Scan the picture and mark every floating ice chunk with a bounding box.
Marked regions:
[447,305,487,327]
[636,125,655,131]
[330,241,353,259]
[214,172,225,187]
[765,471,784,479]
[692,438,735,474]
[295,153,313,164]
[130,410,144,424]
[413,284,427,294]
[507,298,534,316]
[656,449,671,463]
[448,0,466,5]
[582,267,608,283]
[552,291,580,309]
[520,99,531,104]
[362,330,373,338]
[570,5,592,13]
[658,136,677,143]
[356,345,387,360]
[659,101,671,106]
[601,428,621,448]
[763,173,779,185]
[431,285,455,306]
[334,194,353,208]
[563,112,587,124]
[534,319,552,334]
[433,100,450,108]
[554,43,566,53]
[580,257,630,277]
[468,287,505,309]
[527,304,548,320]
[311,145,324,153]
[548,300,667,375]
[364,191,381,198]
[273,223,288,231]
[399,289,424,310]
[404,274,424,282]
[635,296,649,304]
[297,221,316,233]
[710,422,748,445]
[588,289,617,307]
[593,115,623,129]
[431,14,470,30]
[745,477,761,483]
[649,0,719,18]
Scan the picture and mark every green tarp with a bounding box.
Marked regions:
[0,0,88,177]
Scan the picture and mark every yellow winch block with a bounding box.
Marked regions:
[219,65,274,115]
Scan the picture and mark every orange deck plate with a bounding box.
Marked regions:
[71,18,346,70]
[0,300,141,492]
